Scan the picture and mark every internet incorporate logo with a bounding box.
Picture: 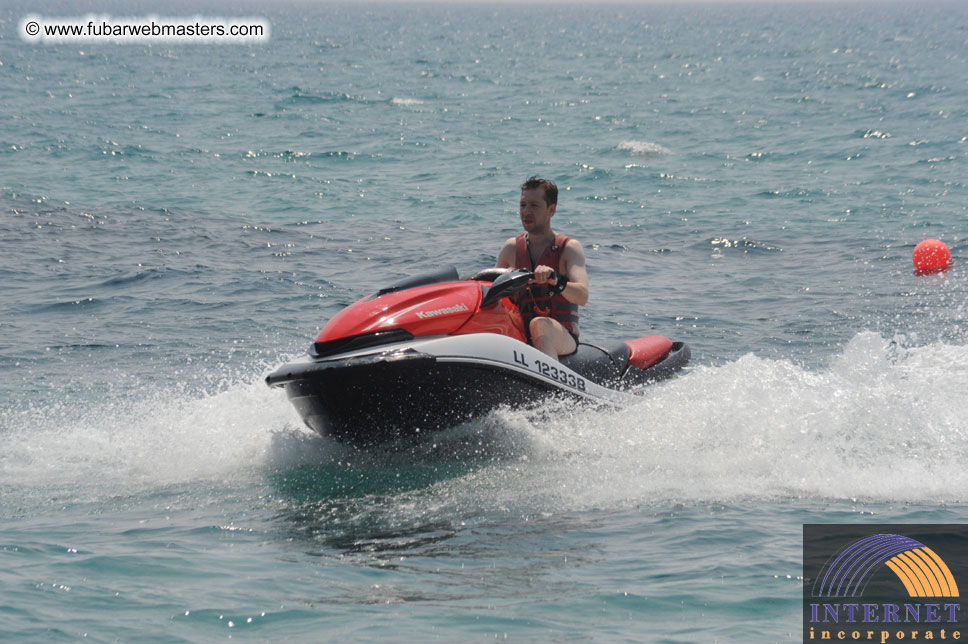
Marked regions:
[803,525,966,644]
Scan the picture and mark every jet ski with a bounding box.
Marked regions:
[266,266,690,446]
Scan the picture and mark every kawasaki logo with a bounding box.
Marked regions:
[415,303,470,319]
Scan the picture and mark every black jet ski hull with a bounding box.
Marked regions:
[271,352,562,446]
[266,334,689,447]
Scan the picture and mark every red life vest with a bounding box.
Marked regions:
[511,232,580,338]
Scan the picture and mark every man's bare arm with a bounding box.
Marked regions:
[560,240,589,306]
[496,237,517,268]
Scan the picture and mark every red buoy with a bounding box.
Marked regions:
[912,239,951,273]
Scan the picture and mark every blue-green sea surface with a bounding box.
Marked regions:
[2,1,967,642]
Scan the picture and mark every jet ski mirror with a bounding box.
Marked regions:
[480,268,533,308]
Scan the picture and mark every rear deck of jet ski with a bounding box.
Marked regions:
[561,339,690,388]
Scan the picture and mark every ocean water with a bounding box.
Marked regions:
[2,1,967,641]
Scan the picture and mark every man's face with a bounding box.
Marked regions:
[519,188,555,234]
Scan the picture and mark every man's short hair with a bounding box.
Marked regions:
[521,176,558,207]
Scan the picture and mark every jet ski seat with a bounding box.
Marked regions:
[561,336,676,386]
[560,341,630,384]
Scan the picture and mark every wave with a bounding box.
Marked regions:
[3,334,967,512]
[616,140,672,156]
[507,332,968,507]
[281,89,368,105]
[390,97,426,107]
[0,367,310,504]
[708,236,783,254]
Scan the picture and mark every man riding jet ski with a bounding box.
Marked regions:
[495,176,589,361]
[266,267,689,446]
[267,177,689,446]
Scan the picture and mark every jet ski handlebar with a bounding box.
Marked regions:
[479,268,534,308]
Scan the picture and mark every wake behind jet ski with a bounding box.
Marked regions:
[266,267,690,446]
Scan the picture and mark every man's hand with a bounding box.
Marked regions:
[531,264,558,286]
